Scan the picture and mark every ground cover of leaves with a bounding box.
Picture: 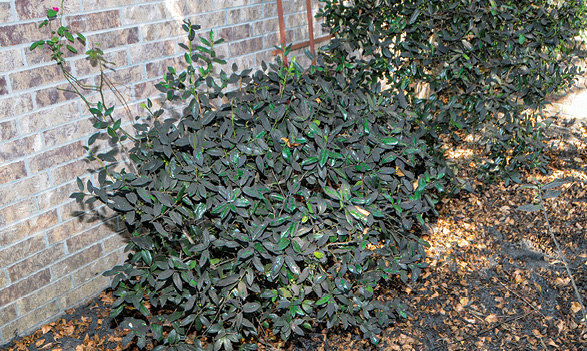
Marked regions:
[2,116,587,351]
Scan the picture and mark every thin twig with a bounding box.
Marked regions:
[538,189,587,330]
[496,279,546,318]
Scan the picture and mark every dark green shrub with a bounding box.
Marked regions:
[58,22,454,350]
[318,0,587,181]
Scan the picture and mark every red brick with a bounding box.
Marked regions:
[73,250,120,286]
[0,305,18,328]
[1,301,59,341]
[0,235,46,269]
[19,101,79,135]
[217,24,253,42]
[0,172,51,207]
[51,244,103,279]
[230,37,263,57]
[0,22,46,46]
[128,40,176,64]
[0,269,51,308]
[86,27,140,50]
[15,0,81,20]
[34,78,93,108]
[0,76,7,96]
[0,120,18,141]
[7,244,66,282]
[16,276,72,315]
[43,118,94,148]
[0,210,59,246]
[67,10,121,33]
[9,63,69,91]
[0,161,26,186]
[0,198,37,227]
[0,94,34,120]
[29,142,85,173]
[0,134,43,164]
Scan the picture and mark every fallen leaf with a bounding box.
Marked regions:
[485,314,498,323]
[571,301,582,314]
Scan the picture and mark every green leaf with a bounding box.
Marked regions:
[518,34,525,45]
[516,204,541,212]
[319,148,328,168]
[243,302,261,313]
[315,295,330,305]
[381,137,399,146]
[323,186,340,200]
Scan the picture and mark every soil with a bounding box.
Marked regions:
[2,115,587,351]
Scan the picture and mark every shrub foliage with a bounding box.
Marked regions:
[32,0,587,349]
[318,0,587,180]
[62,22,450,350]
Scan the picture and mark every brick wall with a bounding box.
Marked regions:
[0,0,328,344]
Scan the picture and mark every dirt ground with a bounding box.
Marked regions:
[2,115,587,351]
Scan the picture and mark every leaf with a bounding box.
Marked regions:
[217,274,239,287]
[319,148,328,168]
[243,302,261,313]
[516,204,541,212]
[316,295,330,305]
[324,186,340,200]
[542,189,562,200]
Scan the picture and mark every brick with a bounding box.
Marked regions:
[81,0,135,10]
[217,24,253,42]
[37,181,78,211]
[145,56,184,79]
[43,118,94,148]
[0,76,7,96]
[19,101,79,135]
[103,231,130,254]
[34,78,93,108]
[0,134,43,164]
[129,40,176,64]
[0,2,13,23]
[7,244,66,282]
[0,305,18,328]
[104,65,145,87]
[16,276,72,315]
[228,6,264,25]
[86,27,140,50]
[191,11,227,30]
[286,12,307,29]
[58,275,108,310]
[134,80,164,100]
[15,0,81,20]
[230,37,263,57]
[122,4,166,24]
[66,221,117,253]
[0,271,7,288]
[46,216,95,244]
[29,141,84,173]
[0,161,27,186]
[0,198,37,228]
[0,22,45,47]
[73,250,120,286]
[256,49,275,67]
[0,234,46,268]
[67,10,121,33]
[164,0,213,16]
[1,301,59,340]
[264,29,295,49]
[0,49,25,72]
[51,244,103,279]
[0,210,58,247]
[0,94,34,120]
[9,63,68,92]
[0,269,51,308]
[141,20,184,42]
[0,120,18,141]
[216,0,249,9]
[263,3,278,17]
[50,158,97,187]
[73,50,128,77]
[0,173,50,207]
[254,18,279,36]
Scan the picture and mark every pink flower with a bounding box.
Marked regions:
[52,7,59,12]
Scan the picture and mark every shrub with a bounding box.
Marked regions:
[318,0,587,181]
[34,12,454,350]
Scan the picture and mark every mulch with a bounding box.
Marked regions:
[2,116,587,351]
